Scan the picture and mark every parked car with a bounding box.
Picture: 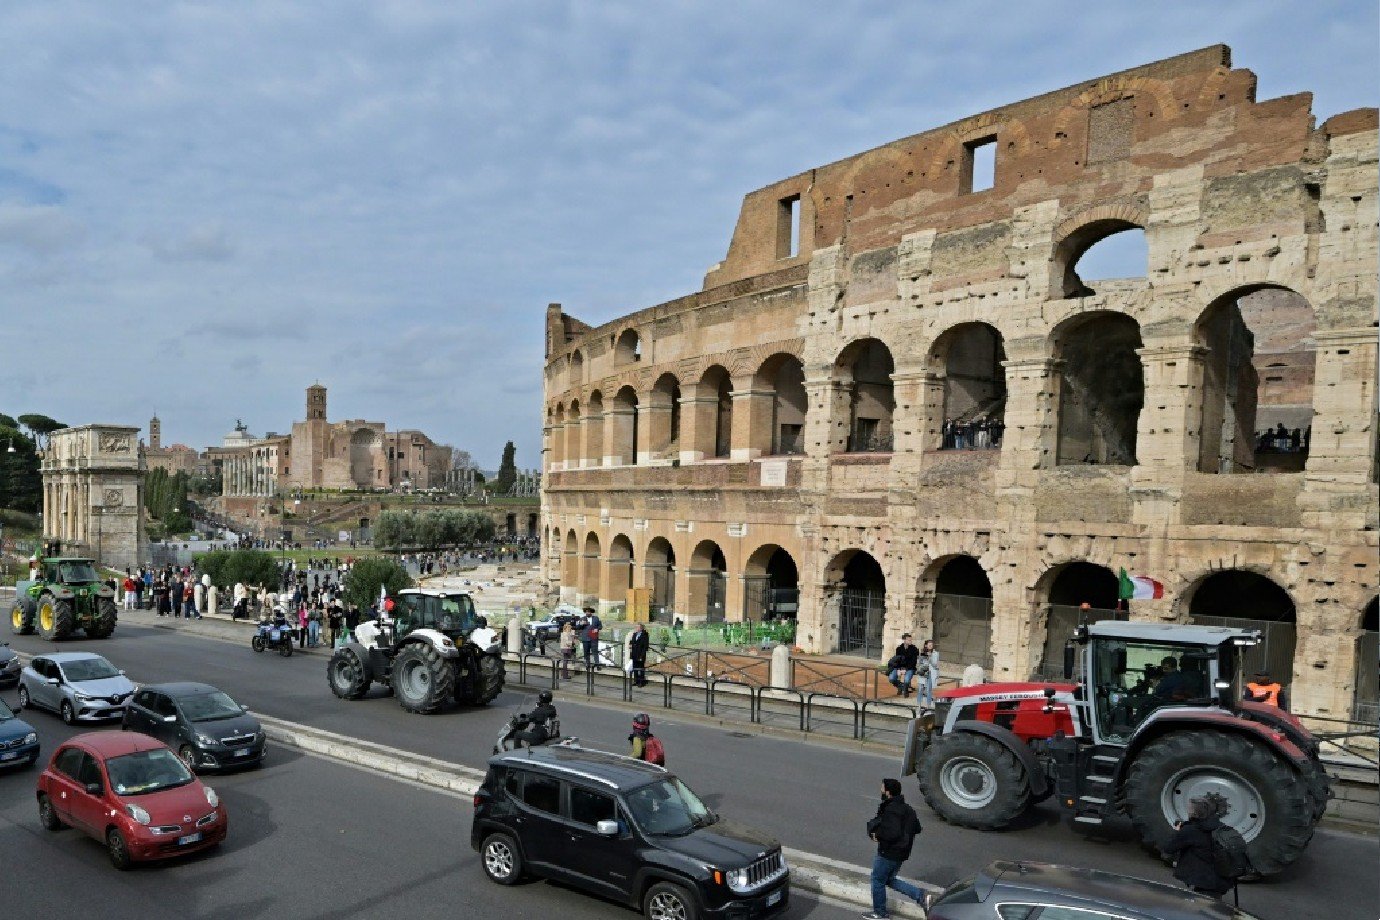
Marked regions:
[0,696,40,769]
[0,641,20,689]
[472,743,789,920]
[17,652,137,724]
[523,610,581,652]
[925,860,1262,920]
[36,731,227,869]
[122,682,265,772]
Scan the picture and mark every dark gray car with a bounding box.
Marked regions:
[0,642,19,689]
[122,681,265,773]
[926,861,1264,920]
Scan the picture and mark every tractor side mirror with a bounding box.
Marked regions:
[1215,679,1234,710]
[1062,643,1075,680]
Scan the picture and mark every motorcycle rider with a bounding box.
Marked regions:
[510,690,558,749]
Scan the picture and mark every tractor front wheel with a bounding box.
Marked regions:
[917,731,1031,830]
[10,600,34,635]
[392,643,456,714]
[327,648,371,700]
[38,597,75,641]
[1122,729,1314,876]
[88,598,118,639]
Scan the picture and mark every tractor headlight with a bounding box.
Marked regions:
[125,804,151,825]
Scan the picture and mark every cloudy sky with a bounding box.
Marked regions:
[0,1,1373,468]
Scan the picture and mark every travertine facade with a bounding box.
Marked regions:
[42,425,147,571]
[540,47,1379,720]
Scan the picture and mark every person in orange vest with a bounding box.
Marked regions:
[1244,669,1288,712]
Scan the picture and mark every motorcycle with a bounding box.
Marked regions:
[252,618,295,657]
[493,712,565,754]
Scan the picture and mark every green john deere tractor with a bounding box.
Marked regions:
[10,558,118,641]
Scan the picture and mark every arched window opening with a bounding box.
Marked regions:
[614,329,642,366]
[1356,598,1379,722]
[645,537,676,619]
[839,339,895,453]
[551,404,566,469]
[1054,313,1144,465]
[929,556,994,669]
[1058,221,1147,298]
[932,323,1007,451]
[566,400,582,468]
[608,534,635,597]
[1038,561,1122,679]
[561,530,579,593]
[1197,287,1316,473]
[743,544,800,621]
[1189,570,1297,682]
[696,366,734,459]
[648,373,682,462]
[584,390,605,468]
[753,355,807,456]
[610,386,639,465]
[834,550,887,657]
[689,539,728,623]
[580,532,602,602]
[568,349,585,387]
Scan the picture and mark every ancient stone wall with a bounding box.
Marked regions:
[540,46,1379,721]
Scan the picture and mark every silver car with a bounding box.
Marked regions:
[17,652,136,725]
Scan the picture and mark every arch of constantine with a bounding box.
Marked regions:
[539,46,1378,720]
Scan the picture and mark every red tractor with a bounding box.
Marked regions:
[900,620,1331,875]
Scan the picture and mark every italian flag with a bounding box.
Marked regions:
[1118,568,1164,601]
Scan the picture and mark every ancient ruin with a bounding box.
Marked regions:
[539,46,1378,720]
[42,425,147,571]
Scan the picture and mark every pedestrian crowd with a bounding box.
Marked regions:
[940,415,1004,450]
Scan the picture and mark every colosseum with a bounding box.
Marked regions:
[539,46,1378,721]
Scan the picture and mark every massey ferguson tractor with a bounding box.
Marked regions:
[10,557,118,641]
[327,588,504,714]
[900,620,1331,875]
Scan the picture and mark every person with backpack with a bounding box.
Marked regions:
[1163,796,1244,899]
[628,713,665,765]
[863,778,926,919]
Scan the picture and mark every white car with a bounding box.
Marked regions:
[17,652,136,725]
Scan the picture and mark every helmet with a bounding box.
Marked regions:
[632,712,650,729]
[537,690,553,706]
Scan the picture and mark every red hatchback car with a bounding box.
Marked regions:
[36,731,228,869]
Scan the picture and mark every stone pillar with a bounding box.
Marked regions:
[639,401,672,464]
[565,413,584,469]
[1132,340,1207,526]
[730,387,774,461]
[1299,327,1379,530]
[605,406,637,466]
[678,388,718,464]
[770,643,792,688]
[999,358,1061,471]
[917,371,948,452]
[580,409,603,469]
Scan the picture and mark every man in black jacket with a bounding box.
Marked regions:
[863,778,926,919]
[887,634,921,697]
[1163,797,1233,898]
[629,623,651,687]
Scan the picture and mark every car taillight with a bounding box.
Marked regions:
[472,792,486,807]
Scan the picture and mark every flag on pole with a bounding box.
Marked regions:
[1118,568,1164,601]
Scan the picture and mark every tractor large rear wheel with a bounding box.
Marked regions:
[1122,729,1315,876]
[87,598,117,639]
[392,643,455,714]
[38,597,75,640]
[328,648,371,700]
[917,731,1030,830]
[459,653,505,706]
[10,600,34,635]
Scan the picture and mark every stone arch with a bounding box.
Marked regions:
[1051,310,1144,465]
[1034,559,1121,678]
[752,353,808,456]
[834,338,895,453]
[584,390,605,467]
[1052,204,1148,299]
[688,538,728,622]
[609,385,639,465]
[568,349,585,387]
[920,554,995,669]
[551,403,566,469]
[1195,284,1316,473]
[696,365,734,459]
[743,543,800,620]
[565,399,582,468]
[580,531,602,602]
[826,548,888,656]
[561,529,579,591]
[614,328,641,366]
[644,535,677,617]
[647,372,682,462]
[607,533,635,598]
[1357,597,1379,721]
[928,322,1007,451]
[1186,569,1297,683]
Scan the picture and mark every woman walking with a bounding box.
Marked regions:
[916,640,940,707]
[558,621,577,680]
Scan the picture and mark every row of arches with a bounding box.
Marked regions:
[551,282,1319,474]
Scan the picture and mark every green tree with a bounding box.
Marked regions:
[495,441,517,494]
[194,549,280,589]
[17,414,64,450]
[0,426,41,513]
[0,413,17,430]
[343,556,413,611]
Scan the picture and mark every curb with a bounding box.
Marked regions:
[256,713,931,917]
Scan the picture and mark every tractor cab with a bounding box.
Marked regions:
[382,589,479,648]
[1066,621,1255,745]
[45,559,102,588]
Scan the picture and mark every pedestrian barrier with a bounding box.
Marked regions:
[806,692,860,740]
[754,687,806,732]
[709,678,756,721]
[666,673,711,715]
[860,699,917,744]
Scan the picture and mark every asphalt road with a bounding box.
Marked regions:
[0,714,860,920]
[5,621,1375,920]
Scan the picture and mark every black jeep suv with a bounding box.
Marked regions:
[471,744,789,920]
